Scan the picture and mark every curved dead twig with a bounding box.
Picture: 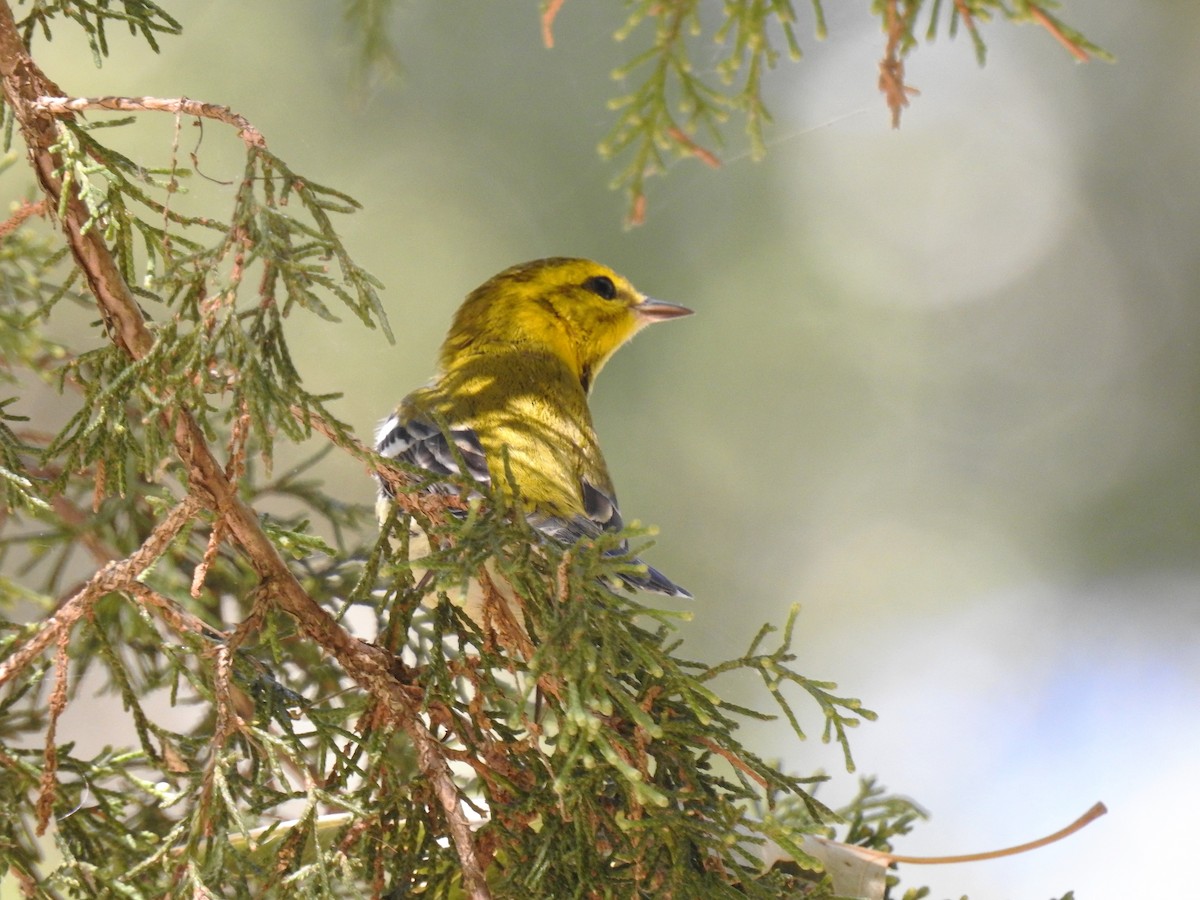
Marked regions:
[33,94,266,149]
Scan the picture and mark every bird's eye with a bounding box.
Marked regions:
[583,275,617,300]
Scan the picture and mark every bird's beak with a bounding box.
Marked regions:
[635,297,694,323]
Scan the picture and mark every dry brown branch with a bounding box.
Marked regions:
[0,7,490,894]
[9,865,37,897]
[666,126,721,169]
[34,629,71,835]
[868,801,1108,866]
[191,519,225,599]
[627,192,647,229]
[481,572,535,660]
[291,403,391,479]
[0,498,199,690]
[126,581,221,640]
[541,0,565,48]
[952,0,981,48]
[214,599,265,743]
[291,403,469,527]
[697,736,770,791]
[33,95,267,149]
[225,397,252,483]
[0,198,47,239]
[878,0,920,128]
[1028,4,1091,63]
[90,457,107,513]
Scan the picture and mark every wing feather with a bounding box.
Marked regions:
[376,412,690,598]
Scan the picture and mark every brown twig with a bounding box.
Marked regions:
[1028,5,1091,63]
[8,865,37,896]
[627,193,647,229]
[878,0,920,128]
[291,404,374,464]
[952,0,981,47]
[0,198,47,239]
[871,801,1108,866]
[34,629,72,835]
[192,519,225,599]
[213,598,265,744]
[225,397,252,483]
[481,570,535,660]
[0,498,198,690]
[290,403,467,526]
[697,736,769,791]
[951,0,974,28]
[541,0,565,48]
[126,581,221,641]
[666,126,721,169]
[33,95,266,149]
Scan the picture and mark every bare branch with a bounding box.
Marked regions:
[0,498,199,690]
[0,198,47,239]
[879,0,919,128]
[869,802,1108,866]
[541,0,565,48]
[1028,4,1092,63]
[33,94,266,149]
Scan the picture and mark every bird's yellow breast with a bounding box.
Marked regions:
[408,347,610,517]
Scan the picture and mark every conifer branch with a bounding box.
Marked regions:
[0,497,199,691]
[598,0,1107,220]
[0,6,490,895]
[0,5,1109,895]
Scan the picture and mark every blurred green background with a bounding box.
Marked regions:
[12,2,1198,897]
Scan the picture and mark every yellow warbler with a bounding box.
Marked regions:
[376,257,691,622]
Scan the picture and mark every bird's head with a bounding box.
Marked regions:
[440,258,692,391]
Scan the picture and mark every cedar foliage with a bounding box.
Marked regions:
[0,2,1100,897]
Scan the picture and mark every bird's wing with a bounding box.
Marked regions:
[375,411,490,494]
[530,477,692,599]
[376,413,690,599]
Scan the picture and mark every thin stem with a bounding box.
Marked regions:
[34,95,266,149]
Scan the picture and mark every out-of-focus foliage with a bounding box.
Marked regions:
[325,1,1109,223]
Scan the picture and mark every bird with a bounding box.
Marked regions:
[375,257,692,627]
